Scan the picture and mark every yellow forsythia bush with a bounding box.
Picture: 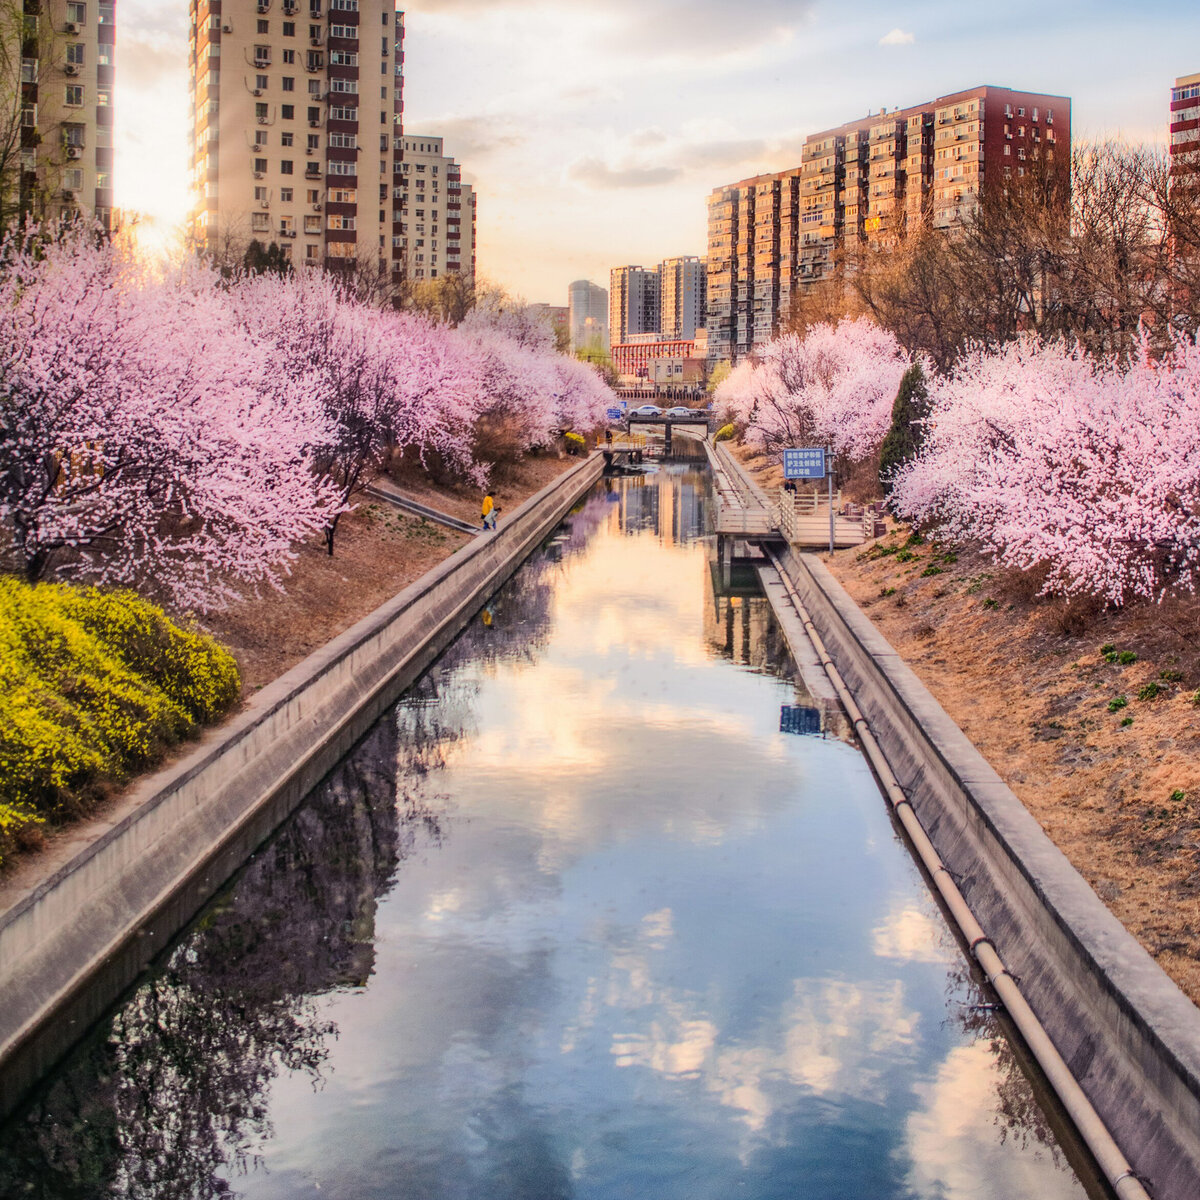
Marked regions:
[714,423,735,443]
[0,578,240,864]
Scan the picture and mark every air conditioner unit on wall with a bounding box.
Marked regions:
[63,63,78,76]
[66,146,82,159]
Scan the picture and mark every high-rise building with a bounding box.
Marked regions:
[397,135,475,282]
[609,265,660,345]
[658,255,706,340]
[7,0,117,229]
[706,84,1070,364]
[189,0,406,276]
[1171,73,1200,185]
[704,169,800,363]
[568,279,608,351]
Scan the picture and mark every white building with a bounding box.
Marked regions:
[397,135,476,282]
[659,255,706,340]
[568,279,608,351]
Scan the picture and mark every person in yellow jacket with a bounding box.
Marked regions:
[481,489,498,531]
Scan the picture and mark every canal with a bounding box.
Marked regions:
[0,465,1102,1199]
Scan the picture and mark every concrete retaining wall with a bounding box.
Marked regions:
[771,548,1200,1200]
[0,455,604,1119]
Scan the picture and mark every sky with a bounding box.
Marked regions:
[116,0,1200,302]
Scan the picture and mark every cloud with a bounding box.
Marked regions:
[404,0,816,55]
[567,157,684,190]
[879,27,915,46]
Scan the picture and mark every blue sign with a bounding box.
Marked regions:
[606,407,623,420]
[783,447,826,480]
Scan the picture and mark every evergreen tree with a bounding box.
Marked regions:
[879,362,930,496]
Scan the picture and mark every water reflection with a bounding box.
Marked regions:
[0,467,1097,1199]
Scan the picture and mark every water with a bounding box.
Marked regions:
[0,466,1099,1200]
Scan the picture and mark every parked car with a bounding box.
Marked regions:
[630,404,663,417]
[665,406,696,418]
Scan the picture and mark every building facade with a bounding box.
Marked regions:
[611,333,698,382]
[397,134,474,282]
[189,0,406,275]
[9,0,116,229]
[706,84,1070,364]
[567,279,608,351]
[658,255,706,340]
[609,264,660,346]
[1171,72,1200,184]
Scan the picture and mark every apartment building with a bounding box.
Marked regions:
[609,265,660,345]
[797,85,1070,285]
[188,0,406,275]
[658,255,706,340]
[10,0,116,229]
[397,134,474,282]
[706,85,1070,364]
[567,279,608,351]
[1171,72,1200,184]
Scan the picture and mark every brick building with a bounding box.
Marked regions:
[1171,72,1200,184]
[706,84,1070,364]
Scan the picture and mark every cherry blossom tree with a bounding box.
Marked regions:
[714,317,911,465]
[890,334,1200,604]
[0,227,341,610]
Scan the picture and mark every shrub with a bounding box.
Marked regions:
[1107,695,1128,712]
[0,579,240,863]
[1137,682,1162,701]
[714,423,735,443]
[564,431,587,456]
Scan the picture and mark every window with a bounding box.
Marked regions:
[67,2,85,22]
[281,187,293,201]
[327,242,357,258]
[330,51,358,65]
[281,132,294,146]
[309,24,321,40]
[256,74,268,91]
[257,18,269,33]
[253,46,271,65]
[282,76,295,91]
[328,160,355,175]
[330,78,357,93]
[255,101,268,120]
[97,89,111,106]
[65,168,83,189]
[281,159,294,174]
[254,186,268,202]
[330,187,356,202]
[306,133,318,150]
[306,244,320,262]
[254,157,267,173]
[283,49,295,64]
[307,106,320,122]
[66,43,84,64]
[305,215,322,232]
[329,132,357,148]
[65,85,83,105]
[280,217,295,233]
[327,214,356,229]
[282,104,295,119]
[308,79,322,95]
[331,0,359,9]
[252,212,270,231]
[307,189,320,203]
[330,105,357,121]
[330,24,357,39]
[283,21,296,35]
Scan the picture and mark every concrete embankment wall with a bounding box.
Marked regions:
[768,547,1200,1200]
[0,455,604,1119]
